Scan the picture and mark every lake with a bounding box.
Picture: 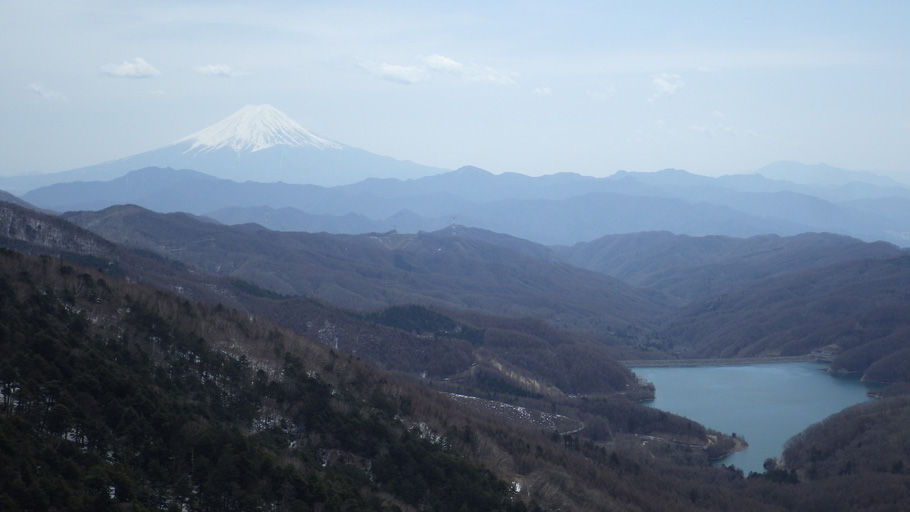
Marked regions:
[632,362,875,474]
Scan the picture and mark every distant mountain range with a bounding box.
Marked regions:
[755,161,905,188]
[0,105,443,193]
[2,102,907,245]
[20,163,910,246]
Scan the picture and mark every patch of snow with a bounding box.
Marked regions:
[410,422,447,446]
[178,104,341,153]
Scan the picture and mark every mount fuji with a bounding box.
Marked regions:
[0,105,443,193]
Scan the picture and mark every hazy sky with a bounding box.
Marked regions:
[2,1,908,178]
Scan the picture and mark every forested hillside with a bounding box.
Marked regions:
[783,396,910,480]
[4,192,910,509]
[0,249,769,512]
[658,256,910,381]
[5,248,910,510]
[1,200,646,397]
[61,205,666,336]
[558,231,902,304]
[251,299,640,396]
[0,249,533,511]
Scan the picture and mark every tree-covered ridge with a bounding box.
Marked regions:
[659,256,910,381]
[61,204,667,336]
[366,304,485,345]
[783,395,910,480]
[0,249,525,511]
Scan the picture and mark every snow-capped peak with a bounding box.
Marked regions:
[178,104,341,153]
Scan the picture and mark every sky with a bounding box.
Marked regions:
[1,0,909,178]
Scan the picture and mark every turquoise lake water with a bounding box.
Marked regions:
[632,362,875,474]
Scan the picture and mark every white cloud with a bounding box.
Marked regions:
[26,83,66,101]
[149,89,166,96]
[364,54,514,86]
[365,62,426,84]
[101,57,160,78]
[466,66,516,85]
[195,64,242,77]
[423,54,464,73]
[533,86,552,97]
[649,72,684,101]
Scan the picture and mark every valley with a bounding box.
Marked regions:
[3,104,910,512]
[4,173,910,509]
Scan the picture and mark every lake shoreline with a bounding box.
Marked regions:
[633,362,874,474]
[708,435,750,463]
[623,355,820,368]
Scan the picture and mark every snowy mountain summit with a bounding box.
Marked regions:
[1,104,442,193]
[178,104,341,153]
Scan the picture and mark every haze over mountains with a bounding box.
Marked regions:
[3,104,907,247]
[0,105,441,193]
[19,162,910,246]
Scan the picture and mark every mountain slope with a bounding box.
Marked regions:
[2,199,645,399]
[558,231,902,303]
[0,188,42,211]
[0,248,536,511]
[178,104,339,152]
[783,395,910,480]
[0,206,786,512]
[0,245,794,512]
[62,205,668,336]
[659,256,910,381]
